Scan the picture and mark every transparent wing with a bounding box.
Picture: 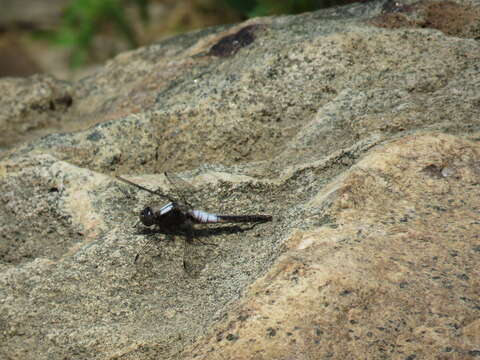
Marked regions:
[182,223,217,278]
[116,176,173,202]
[164,172,199,211]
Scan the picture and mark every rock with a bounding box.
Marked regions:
[185,133,480,359]
[0,74,73,149]
[0,0,479,359]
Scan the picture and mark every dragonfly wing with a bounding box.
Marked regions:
[182,224,216,277]
[116,176,173,202]
[164,172,199,210]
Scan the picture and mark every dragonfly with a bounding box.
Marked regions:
[117,172,272,276]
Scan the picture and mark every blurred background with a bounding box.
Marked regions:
[0,0,361,80]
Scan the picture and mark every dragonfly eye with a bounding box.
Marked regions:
[139,207,155,226]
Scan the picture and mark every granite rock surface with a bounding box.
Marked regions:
[0,0,479,358]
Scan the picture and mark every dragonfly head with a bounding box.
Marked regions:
[139,206,155,226]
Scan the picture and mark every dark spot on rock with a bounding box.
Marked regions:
[469,350,480,357]
[382,0,413,13]
[399,281,408,288]
[340,289,351,296]
[55,94,73,108]
[209,25,262,57]
[266,327,276,337]
[457,273,469,281]
[48,187,59,193]
[226,333,238,341]
[238,314,249,321]
[431,205,447,212]
[87,130,104,142]
[448,322,460,330]
[422,164,444,178]
[49,100,55,111]
[405,355,416,360]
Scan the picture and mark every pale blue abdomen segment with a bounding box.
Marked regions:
[159,202,174,215]
[190,209,220,223]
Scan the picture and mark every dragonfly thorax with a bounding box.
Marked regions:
[139,202,185,228]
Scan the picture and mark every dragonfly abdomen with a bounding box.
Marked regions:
[216,214,272,223]
[190,210,221,223]
[190,210,272,224]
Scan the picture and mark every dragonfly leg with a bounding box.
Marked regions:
[133,232,173,264]
[195,238,217,246]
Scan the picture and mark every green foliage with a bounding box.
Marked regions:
[224,0,323,17]
[40,0,148,68]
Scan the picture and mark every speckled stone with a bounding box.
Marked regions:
[0,0,479,358]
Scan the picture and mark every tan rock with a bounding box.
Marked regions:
[0,0,479,358]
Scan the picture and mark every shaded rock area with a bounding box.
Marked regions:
[0,0,479,359]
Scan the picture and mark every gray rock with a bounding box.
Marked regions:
[0,74,73,148]
[0,0,479,358]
